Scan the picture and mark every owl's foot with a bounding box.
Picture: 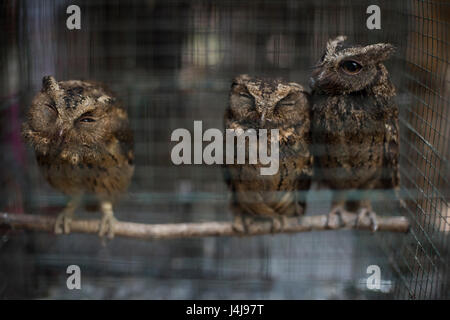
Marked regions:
[232,214,254,234]
[355,208,378,232]
[54,211,74,234]
[99,212,117,239]
[233,214,289,234]
[326,206,347,229]
[54,195,81,235]
[99,201,117,239]
[270,216,289,233]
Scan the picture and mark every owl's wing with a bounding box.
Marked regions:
[382,102,400,190]
[118,126,134,163]
[222,115,237,192]
[113,108,134,164]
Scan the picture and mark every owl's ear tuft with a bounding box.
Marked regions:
[288,82,306,92]
[232,74,251,87]
[97,95,113,104]
[362,43,395,62]
[326,35,347,56]
[42,76,60,93]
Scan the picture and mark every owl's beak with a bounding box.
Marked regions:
[260,110,266,126]
[57,128,67,146]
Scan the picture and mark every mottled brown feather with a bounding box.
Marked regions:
[22,76,134,204]
[310,36,400,210]
[224,75,312,218]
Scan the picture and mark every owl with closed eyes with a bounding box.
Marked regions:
[224,74,312,232]
[310,36,401,230]
[22,76,134,238]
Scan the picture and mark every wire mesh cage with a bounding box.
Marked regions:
[0,0,448,299]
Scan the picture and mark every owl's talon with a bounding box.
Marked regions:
[233,214,290,234]
[232,214,251,234]
[54,212,73,235]
[326,206,346,229]
[271,218,282,233]
[355,208,378,232]
[99,214,117,239]
[270,216,289,233]
[232,220,245,234]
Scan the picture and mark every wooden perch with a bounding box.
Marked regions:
[0,212,409,240]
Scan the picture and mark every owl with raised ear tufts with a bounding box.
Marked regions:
[22,76,134,239]
[224,74,313,232]
[310,35,401,230]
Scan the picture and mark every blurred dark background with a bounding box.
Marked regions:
[0,0,448,299]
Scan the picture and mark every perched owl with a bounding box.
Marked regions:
[22,76,134,238]
[224,74,312,232]
[310,35,400,230]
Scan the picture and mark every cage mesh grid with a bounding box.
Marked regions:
[375,0,449,299]
[0,0,448,299]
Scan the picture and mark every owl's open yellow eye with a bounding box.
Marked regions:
[340,60,363,74]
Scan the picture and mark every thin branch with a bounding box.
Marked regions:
[0,212,410,240]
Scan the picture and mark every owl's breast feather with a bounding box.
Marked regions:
[312,94,388,189]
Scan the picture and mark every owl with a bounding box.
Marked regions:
[310,35,400,230]
[224,74,312,232]
[22,76,134,238]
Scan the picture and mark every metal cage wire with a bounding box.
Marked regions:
[0,0,448,299]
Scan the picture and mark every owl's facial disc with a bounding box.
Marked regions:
[310,51,378,94]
